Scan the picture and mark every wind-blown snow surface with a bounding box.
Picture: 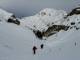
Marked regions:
[0,21,80,60]
[0,8,80,60]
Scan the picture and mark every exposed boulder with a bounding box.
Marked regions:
[71,22,75,25]
[76,27,80,30]
[7,15,20,25]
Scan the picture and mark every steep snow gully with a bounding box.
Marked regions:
[0,7,80,60]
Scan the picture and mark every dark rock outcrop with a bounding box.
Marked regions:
[71,22,75,25]
[65,7,80,18]
[42,25,69,37]
[33,25,69,39]
[7,15,20,25]
[33,30,43,39]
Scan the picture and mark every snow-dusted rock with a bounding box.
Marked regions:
[0,9,20,25]
[63,15,80,28]
[66,7,80,17]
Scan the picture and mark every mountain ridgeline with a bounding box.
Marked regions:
[32,7,80,39]
[0,7,80,39]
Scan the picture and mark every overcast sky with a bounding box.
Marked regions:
[0,0,80,18]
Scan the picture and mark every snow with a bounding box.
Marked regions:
[20,15,48,32]
[37,8,67,25]
[76,8,80,11]
[0,8,80,60]
[63,15,80,29]
[0,22,45,60]
[0,9,13,21]
[0,20,80,60]
[21,8,67,32]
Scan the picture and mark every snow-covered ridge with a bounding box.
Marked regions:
[1,8,80,39]
[37,8,67,25]
[0,8,20,25]
[0,9,13,21]
[21,8,67,32]
[21,15,48,32]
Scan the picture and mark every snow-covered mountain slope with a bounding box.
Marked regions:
[0,8,80,60]
[21,8,67,32]
[0,17,80,60]
[0,8,20,25]
[0,9,13,21]
[37,8,67,25]
[21,15,48,32]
